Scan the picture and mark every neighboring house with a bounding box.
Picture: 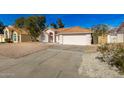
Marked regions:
[107,22,124,43]
[0,29,4,42]
[41,26,92,45]
[0,26,31,43]
[107,28,118,43]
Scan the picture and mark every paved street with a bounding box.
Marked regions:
[0,43,121,78]
[0,43,94,78]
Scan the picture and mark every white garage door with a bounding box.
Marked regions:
[62,34,91,45]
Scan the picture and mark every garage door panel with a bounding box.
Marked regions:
[62,34,91,45]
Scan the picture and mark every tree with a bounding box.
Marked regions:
[91,24,109,44]
[91,24,109,35]
[50,23,58,29]
[57,18,64,28]
[15,16,46,41]
[0,21,5,34]
[15,17,25,28]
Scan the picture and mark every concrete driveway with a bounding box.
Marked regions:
[0,43,97,78]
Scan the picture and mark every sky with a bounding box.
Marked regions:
[0,14,124,28]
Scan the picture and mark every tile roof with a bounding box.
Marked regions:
[116,22,124,34]
[108,28,117,35]
[7,26,28,35]
[50,26,92,34]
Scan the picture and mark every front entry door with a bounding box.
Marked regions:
[49,32,53,43]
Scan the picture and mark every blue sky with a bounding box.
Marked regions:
[0,14,124,28]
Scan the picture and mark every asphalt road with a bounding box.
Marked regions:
[0,45,84,78]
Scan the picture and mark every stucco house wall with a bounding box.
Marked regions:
[56,35,59,43]
[0,34,5,42]
[58,35,63,44]
[107,35,117,43]
[21,34,31,42]
[107,34,124,43]
[117,34,124,43]
[40,32,49,42]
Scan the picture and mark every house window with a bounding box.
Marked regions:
[13,33,17,41]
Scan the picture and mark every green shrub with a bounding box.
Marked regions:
[97,44,124,73]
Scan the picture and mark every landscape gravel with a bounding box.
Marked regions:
[79,53,124,78]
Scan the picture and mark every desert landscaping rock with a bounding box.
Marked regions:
[79,53,124,78]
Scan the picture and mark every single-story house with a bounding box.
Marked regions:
[107,22,124,43]
[40,26,92,45]
[0,26,31,43]
[107,28,118,43]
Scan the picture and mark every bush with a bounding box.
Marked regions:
[5,38,13,43]
[97,44,124,73]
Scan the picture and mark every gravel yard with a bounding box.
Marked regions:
[79,52,124,78]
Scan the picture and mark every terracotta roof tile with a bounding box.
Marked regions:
[50,26,92,34]
[116,22,124,33]
[7,26,28,35]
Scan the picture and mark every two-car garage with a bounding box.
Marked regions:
[58,33,92,45]
[44,26,92,45]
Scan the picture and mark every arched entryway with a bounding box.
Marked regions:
[4,30,9,39]
[49,32,53,43]
[46,30,56,43]
[13,32,18,43]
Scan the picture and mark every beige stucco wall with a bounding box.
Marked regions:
[21,34,32,42]
[0,35,5,42]
[41,30,56,43]
[107,34,124,43]
[117,34,124,43]
[107,35,117,43]
[41,32,49,42]
[56,35,59,43]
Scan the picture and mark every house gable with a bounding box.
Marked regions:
[117,22,124,34]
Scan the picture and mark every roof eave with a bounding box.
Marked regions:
[57,32,92,35]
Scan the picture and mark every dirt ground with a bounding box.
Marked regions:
[0,42,51,58]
